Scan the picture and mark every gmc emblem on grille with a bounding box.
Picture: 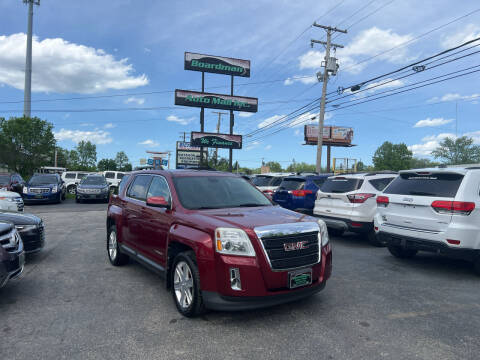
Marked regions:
[284,241,309,251]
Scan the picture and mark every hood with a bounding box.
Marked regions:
[0,211,41,225]
[188,205,318,231]
[78,184,108,189]
[27,183,56,188]
[0,190,19,198]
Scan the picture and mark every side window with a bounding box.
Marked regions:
[271,177,283,186]
[118,175,130,195]
[77,173,87,180]
[147,176,171,202]
[313,178,327,188]
[127,175,152,200]
[105,172,115,179]
[65,173,76,179]
[117,173,124,180]
[369,177,395,191]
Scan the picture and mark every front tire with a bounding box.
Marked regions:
[387,244,417,258]
[67,185,76,195]
[107,225,129,266]
[171,251,205,317]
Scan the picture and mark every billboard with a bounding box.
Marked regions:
[304,125,354,145]
[175,89,258,113]
[176,141,201,151]
[191,132,242,149]
[185,52,250,77]
[176,141,201,168]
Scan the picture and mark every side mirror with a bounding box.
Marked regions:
[146,196,170,209]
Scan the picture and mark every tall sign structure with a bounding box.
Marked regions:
[175,52,257,171]
[311,23,346,173]
[23,0,40,118]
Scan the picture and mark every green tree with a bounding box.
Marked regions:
[115,151,131,171]
[372,141,413,171]
[431,136,480,165]
[286,162,316,173]
[0,116,56,177]
[356,161,365,171]
[409,157,439,169]
[97,158,117,171]
[76,140,97,169]
[265,161,282,172]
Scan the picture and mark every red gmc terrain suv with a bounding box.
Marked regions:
[107,170,332,317]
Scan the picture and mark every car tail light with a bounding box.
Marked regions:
[431,201,475,215]
[263,189,273,194]
[446,239,461,245]
[289,190,313,197]
[376,196,389,207]
[347,193,375,203]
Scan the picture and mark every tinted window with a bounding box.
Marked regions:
[313,178,327,187]
[321,178,364,193]
[369,177,396,191]
[252,176,272,186]
[271,177,283,186]
[81,176,107,185]
[0,175,10,185]
[127,175,152,200]
[77,173,87,179]
[278,178,305,190]
[117,173,124,179]
[65,173,76,179]
[29,175,58,185]
[147,176,171,202]
[105,172,115,179]
[384,173,464,198]
[118,174,130,195]
[173,176,271,210]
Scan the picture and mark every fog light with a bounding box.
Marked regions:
[230,268,241,291]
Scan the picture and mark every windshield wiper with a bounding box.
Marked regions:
[192,206,222,210]
[236,203,266,207]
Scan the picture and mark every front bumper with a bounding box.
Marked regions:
[0,200,23,212]
[379,231,480,261]
[314,215,372,234]
[17,225,45,253]
[0,241,25,288]
[76,192,109,200]
[23,193,59,203]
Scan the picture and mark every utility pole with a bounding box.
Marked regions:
[311,23,346,173]
[23,0,40,118]
[212,111,228,164]
[179,132,189,142]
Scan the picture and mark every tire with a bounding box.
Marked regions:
[61,192,66,201]
[76,197,81,203]
[328,228,344,237]
[107,225,129,266]
[364,230,385,247]
[171,251,205,317]
[387,244,417,259]
[67,185,76,195]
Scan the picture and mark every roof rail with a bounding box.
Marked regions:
[364,170,397,176]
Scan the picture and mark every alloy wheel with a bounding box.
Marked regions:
[108,231,117,260]
[173,261,194,309]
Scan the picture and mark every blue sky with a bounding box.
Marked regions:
[0,0,479,169]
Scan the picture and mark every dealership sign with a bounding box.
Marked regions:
[176,141,201,151]
[175,90,258,113]
[176,141,201,169]
[304,125,354,145]
[191,132,242,149]
[185,52,250,77]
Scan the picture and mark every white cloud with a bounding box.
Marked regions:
[408,133,456,156]
[246,141,261,151]
[124,96,145,105]
[428,93,480,103]
[265,145,272,150]
[54,129,113,144]
[238,112,254,118]
[299,27,413,74]
[441,24,480,49]
[257,114,285,129]
[294,128,301,137]
[144,47,151,53]
[0,33,148,94]
[138,139,160,147]
[257,112,332,130]
[166,114,194,125]
[413,118,453,128]
[104,122,116,129]
[284,75,317,86]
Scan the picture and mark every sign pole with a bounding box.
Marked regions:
[229,75,234,172]
[200,71,205,165]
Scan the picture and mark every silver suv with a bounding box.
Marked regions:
[374,167,480,274]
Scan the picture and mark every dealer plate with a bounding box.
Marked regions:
[288,268,312,289]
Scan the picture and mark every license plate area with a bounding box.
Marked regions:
[288,268,312,289]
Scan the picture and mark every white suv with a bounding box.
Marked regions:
[61,171,92,194]
[101,171,126,191]
[374,167,480,274]
[314,172,397,246]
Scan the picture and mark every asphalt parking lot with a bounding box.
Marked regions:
[1,200,479,360]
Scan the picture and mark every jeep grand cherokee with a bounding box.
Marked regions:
[106,170,332,317]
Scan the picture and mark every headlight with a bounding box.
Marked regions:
[15,224,37,232]
[102,186,109,192]
[76,187,84,193]
[317,220,329,246]
[23,187,28,194]
[215,228,256,257]
[0,197,15,202]
[51,185,58,193]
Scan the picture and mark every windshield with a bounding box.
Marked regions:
[0,175,10,185]
[173,176,272,210]
[278,178,305,190]
[252,176,273,186]
[81,177,107,185]
[321,177,364,193]
[28,175,58,185]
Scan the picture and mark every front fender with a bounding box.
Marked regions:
[168,224,216,292]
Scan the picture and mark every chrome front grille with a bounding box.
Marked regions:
[29,188,50,194]
[255,222,321,271]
